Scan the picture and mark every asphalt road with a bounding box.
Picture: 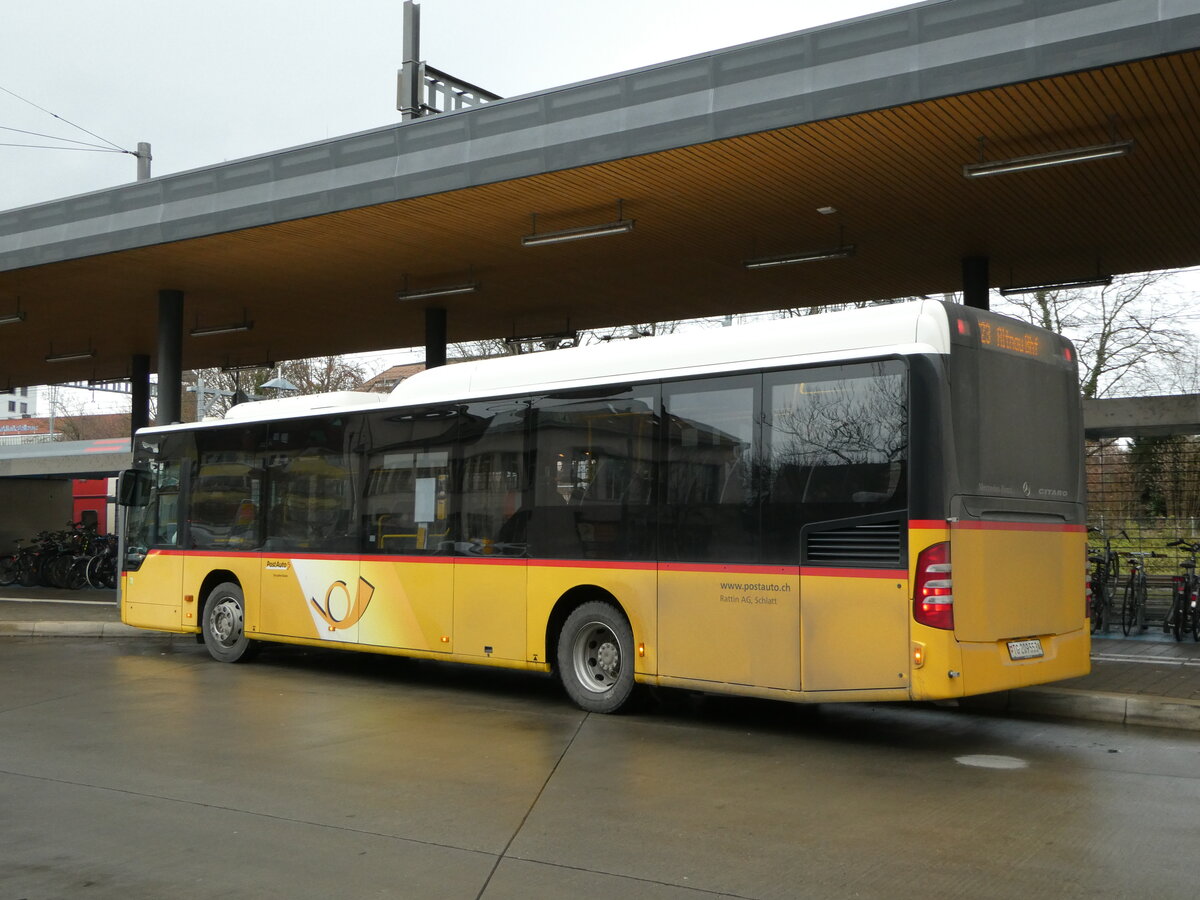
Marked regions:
[3,636,1199,899]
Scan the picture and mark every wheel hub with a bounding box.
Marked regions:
[572,622,623,694]
[595,641,619,678]
[211,599,242,646]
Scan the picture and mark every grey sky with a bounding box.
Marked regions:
[2,0,913,211]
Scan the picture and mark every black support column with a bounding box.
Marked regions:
[156,289,184,425]
[130,353,150,437]
[961,256,990,311]
[425,307,447,369]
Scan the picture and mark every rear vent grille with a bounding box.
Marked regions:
[804,520,903,568]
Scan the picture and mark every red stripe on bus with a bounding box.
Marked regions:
[149,549,261,559]
[453,556,527,567]
[658,563,796,576]
[143,551,896,578]
[951,521,1086,533]
[534,559,658,571]
[151,549,460,564]
[359,554,454,564]
[910,520,1084,533]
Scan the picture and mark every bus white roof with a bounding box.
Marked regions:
[140,300,952,435]
[393,299,952,406]
[218,390,384,423]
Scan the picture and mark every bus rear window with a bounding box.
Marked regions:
[949,335,1082,503]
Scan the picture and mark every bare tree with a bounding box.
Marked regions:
[277,355,369,394]
[450,336,527,360]
[586,320,683,342]
[190,354,370,420]
[775,298,914,318]
[993,272,1185,399]
[45,389,130,440]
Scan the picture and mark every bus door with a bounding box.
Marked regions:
[120,442,187,632]
[658,376,803,690]
[452,400,529,661]
[257,417,364,645]
[766,365,911,693]
[357,410,456,653]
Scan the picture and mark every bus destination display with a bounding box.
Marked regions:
[978,319,1041,358]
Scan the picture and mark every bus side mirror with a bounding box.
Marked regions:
[117,469,151,507]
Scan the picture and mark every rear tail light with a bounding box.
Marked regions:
[914,541,954,630]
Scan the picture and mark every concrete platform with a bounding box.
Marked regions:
[4,589,1200,731]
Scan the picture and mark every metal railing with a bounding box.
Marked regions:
[399,62,500,119]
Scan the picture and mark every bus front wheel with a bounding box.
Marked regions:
[556,601,635,714]
[202,582,256,663]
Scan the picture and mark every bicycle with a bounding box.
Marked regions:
[0,542,17,587]
[84,534,118,589]
[1165,539,1200,642]
[1088,527,1120,634]
[1121,551,1160,636]
[1,538,45,588]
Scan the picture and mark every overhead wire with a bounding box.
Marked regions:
[0,83,133,156]
[0,124,123,152]
[0,142,126,152]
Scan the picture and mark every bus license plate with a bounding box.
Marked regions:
[1007,639,1044,661]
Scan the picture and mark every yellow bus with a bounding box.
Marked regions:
[118,300,1088,712]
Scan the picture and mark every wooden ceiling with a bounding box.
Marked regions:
[1,50,1198,385]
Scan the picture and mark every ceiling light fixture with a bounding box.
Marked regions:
[45,348,95,363]
[396,281,479,302]
[220,360,275,373]
[963,138,1134,178]
[522,200,634,247]
[744,245,856,269]
[0,299,25,325]
[999,275,1113,296]
[190,310,254,337]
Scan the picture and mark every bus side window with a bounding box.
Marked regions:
[363,409,457,555]
[530,388,658,561]
[123,436,190,555]
[763,363,908,564]
[662,376,758,564]
[192,425,265,550]
[263,417,360,553]
[153,468,181,546]
[458,400,528,557]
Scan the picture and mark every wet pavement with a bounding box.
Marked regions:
[3,587,1200,730]
[4,631,1199,899]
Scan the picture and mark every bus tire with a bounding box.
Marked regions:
[556,601,635,714]
[201,582,257,663]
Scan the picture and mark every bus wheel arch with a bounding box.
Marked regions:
[199,575,257,664]
[549,586,636,714]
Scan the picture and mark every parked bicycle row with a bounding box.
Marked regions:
[1088,527,1200,641]
[0,522,117,591]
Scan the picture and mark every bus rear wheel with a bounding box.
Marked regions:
[556,601,635,714]
[202,582,257,663]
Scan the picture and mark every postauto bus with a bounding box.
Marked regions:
[118,300,1088,712]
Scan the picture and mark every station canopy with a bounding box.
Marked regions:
[0,0,1198,387]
